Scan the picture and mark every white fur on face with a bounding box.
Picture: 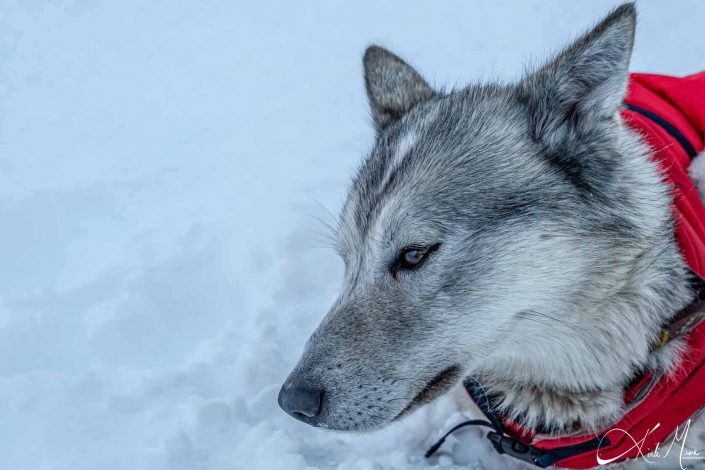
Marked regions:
[366,130,418,262]
[383,129,417,185]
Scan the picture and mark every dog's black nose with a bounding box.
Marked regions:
[278,383,322,419]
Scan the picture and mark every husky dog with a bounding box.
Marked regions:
[279,4,705,468]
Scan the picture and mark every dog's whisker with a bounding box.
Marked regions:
[516,314,567,335]
[519,310,575,330]
[310,197,341,231]
[305,213,340,239]
[463,374,495,413]
[305,227,337,242]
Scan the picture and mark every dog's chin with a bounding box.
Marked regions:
[392,365,462,421]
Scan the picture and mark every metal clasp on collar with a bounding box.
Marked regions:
[486,431,550,468]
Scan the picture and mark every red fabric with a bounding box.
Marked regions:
[625,72,705,278]
[489,72,705,468]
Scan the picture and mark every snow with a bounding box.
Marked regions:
[1,1,704,469]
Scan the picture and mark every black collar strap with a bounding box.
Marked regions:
[425,379,608,467]
[658,272,705,346]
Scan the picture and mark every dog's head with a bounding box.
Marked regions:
[279,4,662,431]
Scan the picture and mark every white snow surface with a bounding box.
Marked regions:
[2,1,705,469]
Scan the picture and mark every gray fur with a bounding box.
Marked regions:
[281,3,705,464]
[363,46,435,129]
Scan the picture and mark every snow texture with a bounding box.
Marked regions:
[1,1,704,469]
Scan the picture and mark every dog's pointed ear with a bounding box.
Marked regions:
[363,46,435,130]
[518,3,636,144]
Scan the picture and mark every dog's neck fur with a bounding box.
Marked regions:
[473,126,696,436]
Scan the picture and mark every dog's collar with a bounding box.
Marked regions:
[425,378,610,468]
[657,273,705,346]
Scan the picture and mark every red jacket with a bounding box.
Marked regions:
[463,72,705,468]
[628,72,705,278]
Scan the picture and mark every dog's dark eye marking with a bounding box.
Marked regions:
[391,243,440,277]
